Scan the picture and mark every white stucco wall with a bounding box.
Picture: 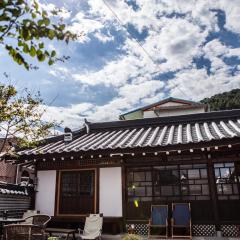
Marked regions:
[144,107,205,118]
[99,167,122,217]
[35,170,56,216]
[160,101,185,107]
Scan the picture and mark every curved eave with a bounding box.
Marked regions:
[10,136,240,163]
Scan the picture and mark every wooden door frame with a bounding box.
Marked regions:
[55,168,97,217]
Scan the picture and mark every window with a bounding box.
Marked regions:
[214,162,240,200]
[153,166,180,200]
[179,164,210,200]
[127,168,152,202]
[58,170,96,215]
[127,164,210,203]
[126,164,210,220]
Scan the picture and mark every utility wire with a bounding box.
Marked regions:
[102,0,188,98]
[102,0,156,64]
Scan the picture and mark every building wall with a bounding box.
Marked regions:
[35,170,56,216]
[121,110,143,120]
[99,167,122,217]
[0,162,34,184]
[0,162,16,183]
[143,107,205,118]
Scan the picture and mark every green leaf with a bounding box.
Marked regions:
[51,50,56,57]
[14,54,24,65]
[48,59,54,65]
[37,19,44,26]
[0,13,11,22]
[22,28,31,41]
[31,13,37,19]
[23,44,29,53]
[37,50,45,62]
[39,42,44,49]
[29,46,36,57]
[43,18,50,26]
[18,41,23,47]
[33,0,39,11]
[48,29,55,39]
[59,24,65,31]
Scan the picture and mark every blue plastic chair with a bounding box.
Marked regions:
[171,203,192,239]
[148,205,168,239]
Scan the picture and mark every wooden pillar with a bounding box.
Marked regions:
[96,167,100,214]
[30,164,38,210]
[121,161,126,233]
[207,158,220,230]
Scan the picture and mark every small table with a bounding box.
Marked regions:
[46,228,77,240]
[0,218,25,224]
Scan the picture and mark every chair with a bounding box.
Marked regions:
[148,205,168,239]
[23,210,39,224]
[79,214,103,240]
[24,215,51,229]
[171,203,192,239]
[3,224,46,240]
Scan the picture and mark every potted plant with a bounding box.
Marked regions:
[122,234,143,240]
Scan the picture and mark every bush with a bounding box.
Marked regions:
[122,234,142,240]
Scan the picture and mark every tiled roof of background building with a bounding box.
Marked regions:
[0,182,28,195]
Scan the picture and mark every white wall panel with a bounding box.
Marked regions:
[99,167,122,217]
[36,170,56,216]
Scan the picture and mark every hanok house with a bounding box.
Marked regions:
[4,98,240,237]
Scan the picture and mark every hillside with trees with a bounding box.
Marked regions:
[201,89,240,111]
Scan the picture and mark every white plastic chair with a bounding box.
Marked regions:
[79,214,103,240]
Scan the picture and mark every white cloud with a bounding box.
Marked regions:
[68,12,104,42]
[94,31,114,43]
[49,66,71,80]
[72,54,150,87]
[41,103,94,128]
[37,1,71,19]
[218,0,240,34]
[41,80,165,126]
[202,39,240,74]
[42,0,240,127]
[168,67,240,101]
[143,17,208,72]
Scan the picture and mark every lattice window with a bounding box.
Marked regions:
[214,162,240,200]
[126,164,210,220]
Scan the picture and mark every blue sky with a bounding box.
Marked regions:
[0,0,240,128]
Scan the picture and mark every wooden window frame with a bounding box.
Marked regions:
[214,162,240,200]
[55,168,97,217]
[126,164,210,202]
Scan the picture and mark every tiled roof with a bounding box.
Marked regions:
[0,183,28,195]
[0,188,28,195]
[17,110,240,156]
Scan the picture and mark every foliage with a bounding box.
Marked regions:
[122,234,142,240]
[201,89,240,111]
[0,83,58,154]
[0,0,78,69]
